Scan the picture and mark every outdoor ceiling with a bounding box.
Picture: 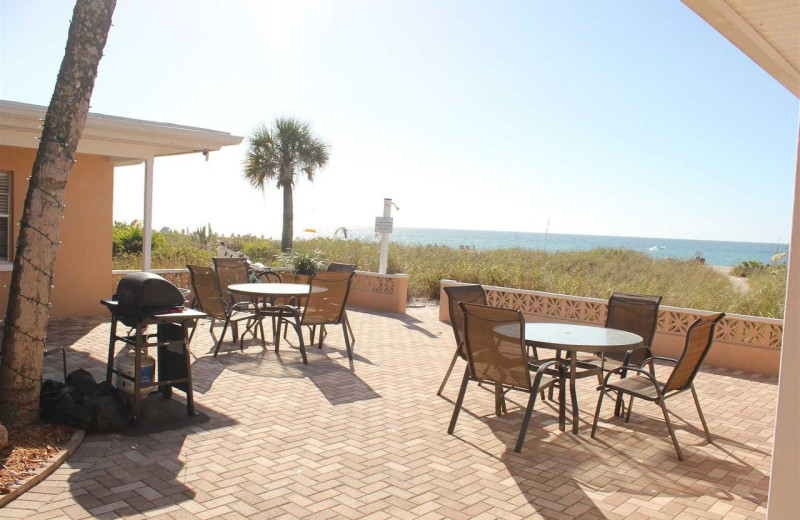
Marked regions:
[682,0,800,97]
[0,100,243,165]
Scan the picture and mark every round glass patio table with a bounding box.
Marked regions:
[496,322,643,434]
[227,283,322,346]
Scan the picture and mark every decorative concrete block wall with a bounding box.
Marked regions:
[112,269,408,315]
[439,280,782,376]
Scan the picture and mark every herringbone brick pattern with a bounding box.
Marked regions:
[3,305,776,519]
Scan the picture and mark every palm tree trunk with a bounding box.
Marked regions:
[0,0,116,426]
[281,180,294,252]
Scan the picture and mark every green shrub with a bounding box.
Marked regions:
[281,250,325,275]
[732,260,768,277]
[112,221,166,255]
[242,240,281,264]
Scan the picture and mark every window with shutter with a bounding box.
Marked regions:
[0,172,10,262]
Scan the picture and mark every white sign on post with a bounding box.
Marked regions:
[375,216,394,234]
[377,198,395,274]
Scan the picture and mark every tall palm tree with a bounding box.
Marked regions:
[243,118,329,252]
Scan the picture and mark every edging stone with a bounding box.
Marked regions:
[0,428,85,508]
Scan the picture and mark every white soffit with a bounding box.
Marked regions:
[682,0,800,97]
[0,100,243,165]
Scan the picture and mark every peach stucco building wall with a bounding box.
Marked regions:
[0,145,113,318]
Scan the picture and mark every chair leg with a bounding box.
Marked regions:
[344,313,354,346]
[625,395,635,423]
[188,320,197,345]
[591,385,607,438]
[558,370,566,431]
[258,319,266,349]
[274,319,282,352]
[437,348,461,396]
[447,366,471,435]
[569,365,579,434]
[494,384,504,416]
[515,362,555,452]
[293,321,308,364]
[514,389,539,453]
[342,321,353,361]
[239,320,247,351]
[658,398,684,461]
[615,394,626,418]
[691,384,713,443]
[213,320,230,357]
[320,324,329,345]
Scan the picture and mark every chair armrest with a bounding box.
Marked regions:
[528,359,566,384]
[602,364,659,387]
[639,356,678,368]
[272,305,300,319]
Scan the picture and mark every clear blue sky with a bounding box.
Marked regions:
[1,0,798,243]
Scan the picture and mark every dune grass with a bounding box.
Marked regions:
[113,234,787,319]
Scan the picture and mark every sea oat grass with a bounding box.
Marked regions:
[113,235,786,318]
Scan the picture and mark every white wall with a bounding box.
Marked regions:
[767,125,800,518]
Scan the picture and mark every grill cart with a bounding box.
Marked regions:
[101,272,205,424]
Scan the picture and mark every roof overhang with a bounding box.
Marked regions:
[681,0,799,98]
[0,100,243,165]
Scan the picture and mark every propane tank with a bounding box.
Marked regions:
[116,346,155,399]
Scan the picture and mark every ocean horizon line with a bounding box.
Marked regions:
[285,226,789,268]
[307,226,789,248]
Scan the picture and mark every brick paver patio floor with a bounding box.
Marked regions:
[2,304,776,519]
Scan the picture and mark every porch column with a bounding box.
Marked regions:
[142,156,154,272]
[767,126,800,518]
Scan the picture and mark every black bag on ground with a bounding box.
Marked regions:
[40,369,131,432]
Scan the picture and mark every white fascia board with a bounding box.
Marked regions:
[681,0,800,98]
[0,100,243,162]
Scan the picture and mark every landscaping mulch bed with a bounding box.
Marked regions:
[0,423,74,494]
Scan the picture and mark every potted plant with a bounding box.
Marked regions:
[282,250,324,283]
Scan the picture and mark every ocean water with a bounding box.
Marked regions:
[311,227,788,267]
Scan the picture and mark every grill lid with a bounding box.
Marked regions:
[114,272,184,326]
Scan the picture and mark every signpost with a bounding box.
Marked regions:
[376,198,396,274]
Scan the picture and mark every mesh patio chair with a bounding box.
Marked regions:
[600,292,662,371]
[591,312,725,461]
[275,271,355,364]
[448,302,565,453]
[214,257,284,341]
[318,262,357,346]
[547,292,662,412]
[437,284,487,396]
[213,257,252,306]
[596,292,662,415]
[188,265,262,357]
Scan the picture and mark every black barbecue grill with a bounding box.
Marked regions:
[102,272,206,424]
[114,272,186,327]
